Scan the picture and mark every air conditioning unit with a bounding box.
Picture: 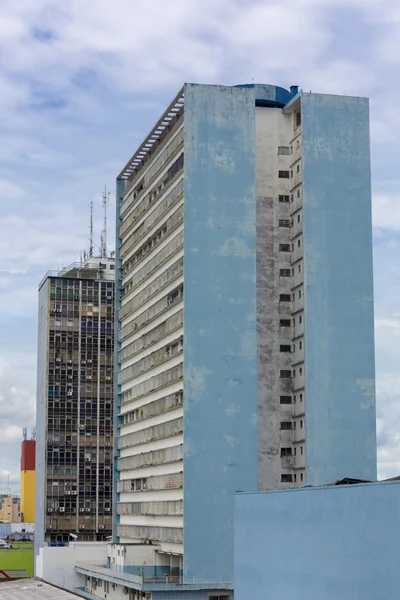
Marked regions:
[59,507,65,513]
[85,458,91,462]
[65,491,71,495]
[79,425,85,430]
[56,358,61,362]
[87,359,92,364]
[57,308,62,313]
[67,391,73,397]
[85,509,91,513]
[81,360,86,365]
[106,376,111,380]
[87,376,92,380]
[105,508,110,512]
[71,491,77,495]
[79,525,85,530]
[67,360,72,364]
[68,376,73,380]
[79,508,85,513]
[47,508,53,513]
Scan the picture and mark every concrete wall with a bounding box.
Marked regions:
[35,542,107,591]
[183,83,259,582]
[234,481,400,600]
[301,93,377,484]
[255,106,294,490]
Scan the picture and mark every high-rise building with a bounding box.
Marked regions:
[79,83,376,598]
[20,433,36,523]
[35,257,115,556]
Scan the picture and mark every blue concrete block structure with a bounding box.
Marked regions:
[234,481,400,600]
[301,93,377,484]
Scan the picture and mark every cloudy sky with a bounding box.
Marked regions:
[0,0,400,493]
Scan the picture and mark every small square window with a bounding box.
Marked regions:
[280,345,291,353]
[279,195,290,203]
[278,146,290,155]
[279,170,290,179]
[280,396,292,405]
[279,294,291,302]
[281,447,292,457]
[281,474,293,483]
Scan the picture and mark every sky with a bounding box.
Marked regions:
[0,0,400,494]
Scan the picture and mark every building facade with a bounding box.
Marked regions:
[79,82,376,598]
[20,438,36,523]
[234,480,400,600]
[35,258,115,556]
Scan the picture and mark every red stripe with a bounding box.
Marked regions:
[0,571,10,579]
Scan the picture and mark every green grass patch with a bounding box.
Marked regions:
[0,548,33,578]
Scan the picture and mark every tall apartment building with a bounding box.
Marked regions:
[35,257,115,555]
[79,83,376,598]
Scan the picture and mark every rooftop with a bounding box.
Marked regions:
[0,579,78,599]
[39,257,115,290]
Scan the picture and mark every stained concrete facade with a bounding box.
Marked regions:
[99,82,376,597]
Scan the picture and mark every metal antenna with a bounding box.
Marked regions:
[89,199,94,258]
[101,186,110,258]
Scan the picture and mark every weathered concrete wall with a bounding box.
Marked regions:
[234,481,400,600]
[255,107,293,490]
[183,83,259,583]
[301,93,377,483]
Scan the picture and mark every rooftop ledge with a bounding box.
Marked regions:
[75,561,233,592]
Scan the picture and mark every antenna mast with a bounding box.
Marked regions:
[101,186,110,258]
[89,199,94,258]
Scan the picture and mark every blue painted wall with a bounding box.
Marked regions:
[301,93,377,484]
[113,178,125,542]
[234,482,400,600]
[183,83,261,582]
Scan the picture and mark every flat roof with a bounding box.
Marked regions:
[0,578,80,599]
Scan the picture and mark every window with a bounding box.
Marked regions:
[279,194,290,203]
[293,447,297,456]
[294,473,297,482]
[278,146,290,155]
[293,395,296,403]
[281,474,293,483]
[280,396,292,404]
[297,214,301,224]
[299,367,303,375]
[280,421,292,430]
[301,473,304,482]
[280,319,291,327]
[110,264,115,270]
[279,269,291,278]
[297,164,300,174]
[298,264,301,273]
[293,369,296,377]
[297,189,301,198]
[295,111,301,128]
[279,244,291,252]
[279,170,290,178]
[298,238,301,247]
[279,294,291,302]
[298,289,302,299]
[299,341,302,350]
[279,219,291,227]
[290,145,293,154]
[300,393,303,402]
[292,268,294,276]
[280,370,292,378]
[210,596,230,600]
[301,446,304,455]
[281,447,292,457]
[280,345,291,353]
[299,315,302,324]
[291,194,294,202]
[291,170,293,178]
[300,420,303,428]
